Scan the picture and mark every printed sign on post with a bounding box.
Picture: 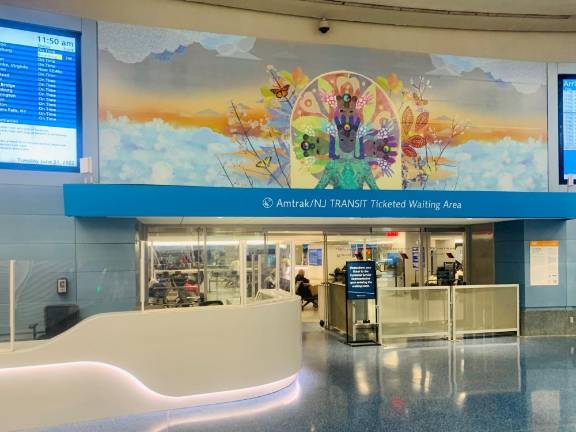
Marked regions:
[529,240,559,286]
[411,246,419,269]
[346,261,377,300]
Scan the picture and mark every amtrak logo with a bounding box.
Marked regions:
[262,197,274,209]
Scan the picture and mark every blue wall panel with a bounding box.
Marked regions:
[566,220,576,306]
[523,221,567,308]
[75,218,137,244]
[76,271,136,301]
[0,215,75,244]
[495,220,573,309]
[495,221,526,306]
[76,244,136,272]
[0,185,64,215]
[76,271,137,319]
[75,218,137,320]
[0,244,76,271]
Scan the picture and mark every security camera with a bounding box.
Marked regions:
[318,18,330,34]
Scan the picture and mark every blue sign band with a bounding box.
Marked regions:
[64,184,576,219]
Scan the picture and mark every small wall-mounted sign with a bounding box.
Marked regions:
[57,278,68,295]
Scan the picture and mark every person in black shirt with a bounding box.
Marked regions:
[296,269,317,309]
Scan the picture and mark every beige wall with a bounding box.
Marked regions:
[2,0,576,62]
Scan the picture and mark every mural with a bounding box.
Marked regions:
[290,71,401,190]
[98,22,548,191]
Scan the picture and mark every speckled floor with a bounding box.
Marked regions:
[32,326,576,432]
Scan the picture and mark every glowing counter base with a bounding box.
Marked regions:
[0,298,302,430]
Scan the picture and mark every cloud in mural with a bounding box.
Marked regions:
[98,22,259,64]
[428,137,547,192]
[99,116,270,187]
[428,55,546,94]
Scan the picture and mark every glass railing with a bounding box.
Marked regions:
[379,286,450,340]
[453,284,519,336]
[378,284,519,341]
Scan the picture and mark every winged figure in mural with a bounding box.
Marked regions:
[290,71,402,190]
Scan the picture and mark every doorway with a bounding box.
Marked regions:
[144,225,469,326]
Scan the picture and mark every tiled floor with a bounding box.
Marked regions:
[33,326,576,432]
[301,306,320,322]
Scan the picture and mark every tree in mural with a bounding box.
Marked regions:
[377,74,470,189]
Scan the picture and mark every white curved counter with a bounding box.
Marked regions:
[0,296,302,430]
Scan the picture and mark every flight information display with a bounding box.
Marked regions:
[559,75,576,183]
[0,19,81,172]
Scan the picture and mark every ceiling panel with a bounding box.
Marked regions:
[181,0,576,31]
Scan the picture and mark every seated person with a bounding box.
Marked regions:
[183,278,200,296]
[172,271,187,287]
[332,267,346,283]
[295,269,318,309]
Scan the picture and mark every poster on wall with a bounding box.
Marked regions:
[529,241,559,286]
[97,22,548,192]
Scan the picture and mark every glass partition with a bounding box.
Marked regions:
[277,242,292,292]
[149,234,204,308]
[424,231,466,286]
[326,232,421,288]
[379,286,450,340]
[246,238,275,298]
[205,233,241,305]
[13,260,139,341]
[147,230,299,306]
[453,284,519,336]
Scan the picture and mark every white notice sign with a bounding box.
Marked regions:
[529,241,559,286]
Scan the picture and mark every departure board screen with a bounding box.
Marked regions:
[0,19,81,172]
[559,75,576,184]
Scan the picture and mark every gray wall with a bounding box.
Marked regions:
[467,223,495,285]
[0,185,137,340]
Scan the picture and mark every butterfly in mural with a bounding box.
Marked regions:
[270,83,290,99]
[256,156,272,169]
[412,92,428,107]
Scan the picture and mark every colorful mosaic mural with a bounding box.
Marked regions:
[98,22,548,191]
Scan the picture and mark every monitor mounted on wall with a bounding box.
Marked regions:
[0,18,82,172]
[558,74,576,184]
